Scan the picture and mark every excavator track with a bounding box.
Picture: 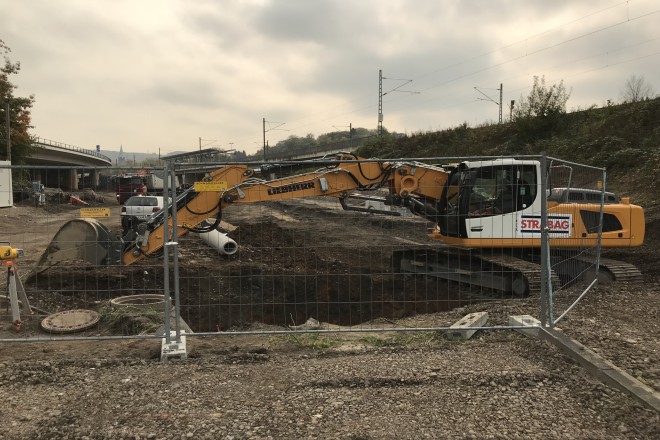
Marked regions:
[393,247,561,296]
[552,253,644,285]
[597,258,644,283]
[478,254,562,296]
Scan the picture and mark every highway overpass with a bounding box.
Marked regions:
[25,138,112,190]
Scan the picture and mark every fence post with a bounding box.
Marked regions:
[169,166,182,342]
[162,161,172,345]
[596,170,607,278]
[540,153,549,328]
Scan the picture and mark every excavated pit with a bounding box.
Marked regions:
[176,216,479,331]
[177,262,474,332]
[27,258,474,333]
[26,213,485,333]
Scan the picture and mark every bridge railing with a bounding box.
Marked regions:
[34,137,112,163]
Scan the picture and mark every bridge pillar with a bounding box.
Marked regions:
[32,170,43,184]
[69,168,78,191]
[90,169,99,189]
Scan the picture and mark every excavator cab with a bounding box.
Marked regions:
[437,160,540,240]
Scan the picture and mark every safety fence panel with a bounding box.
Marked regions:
[1,154,613,344]
[543,157,612,326]
[0,164,171,340]
[172,156,549,337]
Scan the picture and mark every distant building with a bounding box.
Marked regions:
[117,144,128,167]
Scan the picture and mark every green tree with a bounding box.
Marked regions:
[234,150,248,161]
[139,156,163,167]
[514,75,570,119]
[0,39,35,163]
[513,75,571,140]
[318,127,377,151]
[269,134,318,159]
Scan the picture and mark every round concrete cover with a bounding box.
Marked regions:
[41,309,100,334]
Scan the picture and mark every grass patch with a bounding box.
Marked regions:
[359,335,394,347]
[270,332,340,350]
[360,331,443,348]
[98,304,165,335]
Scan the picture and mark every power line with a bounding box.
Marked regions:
[400,47,660,126]
[412,0,633,85]
[234,3,659,149]
[474,84,503,123]
[377,13,659,118]
[378,70,420,136]
[262,118,288,160]
[414,7,660,95]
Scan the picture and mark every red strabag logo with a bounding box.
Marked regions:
[519,214,572,236]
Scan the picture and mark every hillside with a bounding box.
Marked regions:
[356,97,660,212]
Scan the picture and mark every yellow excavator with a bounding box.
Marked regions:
[35,153,645,295]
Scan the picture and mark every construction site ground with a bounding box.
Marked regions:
[0,192,658,439]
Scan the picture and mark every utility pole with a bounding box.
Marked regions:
[378,70,419,136]
[4,101,10,162]
[332,123,353,149]
[349,122,352,147]
[474,83,503,124]
[378,70,383,137]
[262,117,287,161]
[499,83,503,124]
[198,137,219,153]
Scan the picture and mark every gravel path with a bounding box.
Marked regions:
[1,331,658,440]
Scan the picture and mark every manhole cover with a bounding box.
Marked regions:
[41,309,100,334]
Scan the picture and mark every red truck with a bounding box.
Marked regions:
[115,175,147,204]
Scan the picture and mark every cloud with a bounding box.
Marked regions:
[0,0,658,153]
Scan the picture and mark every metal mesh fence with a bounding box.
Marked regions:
[0,154,616,345]
[542,157,620,327]
[0,164,170,339]
[172,156,550,337]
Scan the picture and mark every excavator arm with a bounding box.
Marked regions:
[123,155,450,265]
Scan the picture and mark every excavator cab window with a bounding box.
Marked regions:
[466,165,537,217]
[519,168,537,208]
[437,170,463,237]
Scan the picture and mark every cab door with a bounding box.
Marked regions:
[463,164,538,240]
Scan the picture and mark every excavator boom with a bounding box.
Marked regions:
[122,156,449,265]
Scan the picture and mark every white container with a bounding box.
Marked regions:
[0,161,12,208]
[199,229,238,255]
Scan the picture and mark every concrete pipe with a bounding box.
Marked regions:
[199,229,238,255]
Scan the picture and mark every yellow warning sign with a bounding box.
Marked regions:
[194,181,227,192]
[79,208,110,218]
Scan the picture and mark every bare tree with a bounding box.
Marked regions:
[621,74,655,103]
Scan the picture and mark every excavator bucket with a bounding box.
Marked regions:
[33,219,124,273]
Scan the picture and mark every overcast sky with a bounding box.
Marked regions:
[1,0,658,155]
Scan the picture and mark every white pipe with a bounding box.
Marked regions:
[199,229,238,255]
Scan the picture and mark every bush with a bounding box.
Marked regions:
[513,76,571,141]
